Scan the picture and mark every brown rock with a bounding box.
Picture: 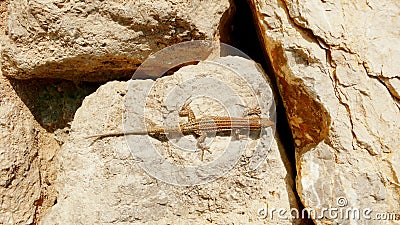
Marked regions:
[0,76,59,224]
[250,0,400,224]
[1,0,231,81]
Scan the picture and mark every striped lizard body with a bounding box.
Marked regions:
[87,100,274,160]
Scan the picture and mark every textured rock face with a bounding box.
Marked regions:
[0,77,39,224]
[42,57,298,224]
[249,0,400,224]
[1,0,399,224]
[1,0,230,81]
[0,76,59,224]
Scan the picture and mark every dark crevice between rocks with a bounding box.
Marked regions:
[223,0,295,163]
[220,0,313,224]
[8,78,100,133]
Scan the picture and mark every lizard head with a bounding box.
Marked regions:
[260,118,275,127]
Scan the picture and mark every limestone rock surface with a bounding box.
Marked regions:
[1,0,230,81]
[42,57,298,224]
[250,0,400,224]
[0,76,59,224]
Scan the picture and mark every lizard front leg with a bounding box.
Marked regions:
[243,106,261,117]
[233,128,246,140]
[232,106,262,140]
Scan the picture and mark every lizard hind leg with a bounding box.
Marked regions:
[178,99,196,122]
[196,132,211,161]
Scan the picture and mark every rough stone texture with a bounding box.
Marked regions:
[1,0,230,81]
[0,75,59,224]
[0,76,39,224]
[0,1,40,224]
[42,57,298,224]
[0,1,8,31]
[250,0,400,224]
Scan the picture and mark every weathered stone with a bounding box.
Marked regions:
[0,76,59,224]
[250,0,400,224]
[42,57,298,224]
[1,0,230,81]
[0,2,60,223]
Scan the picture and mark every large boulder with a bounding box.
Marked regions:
[1,0,231,81]
[0,76,59,224]
[42,57,299,224]
[249,0,400,224]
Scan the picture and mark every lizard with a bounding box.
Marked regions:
[86,99,275,160]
